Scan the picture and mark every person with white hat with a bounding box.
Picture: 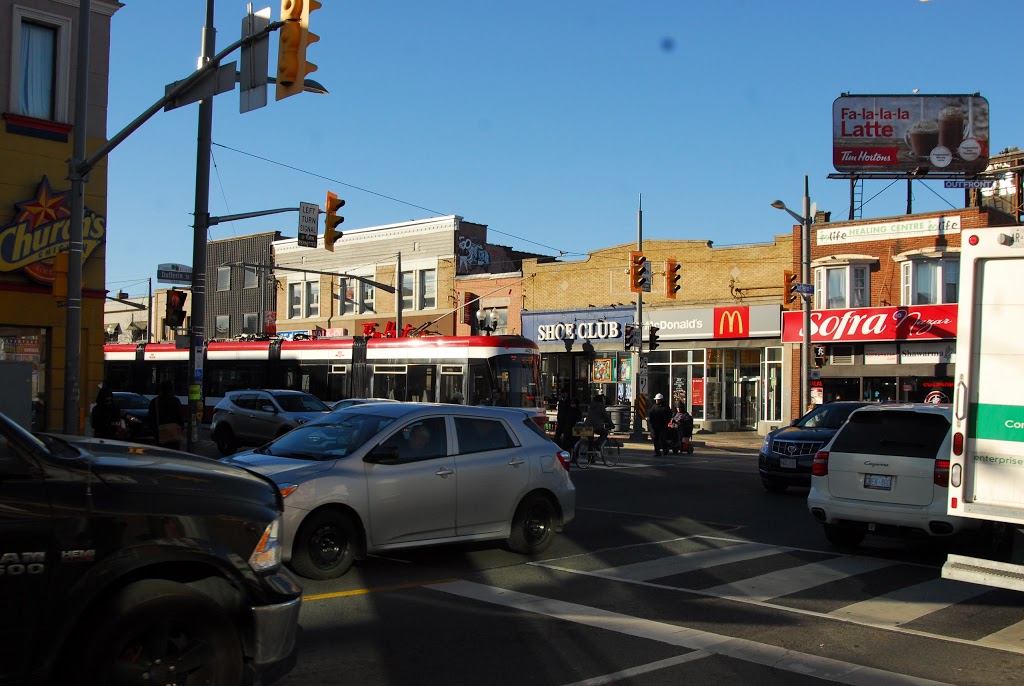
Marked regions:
[647,392,673,456]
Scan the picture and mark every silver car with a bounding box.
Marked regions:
[211,389,331,455]
[223,403,576,580]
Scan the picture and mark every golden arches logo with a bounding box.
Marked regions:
[718,309,745,335]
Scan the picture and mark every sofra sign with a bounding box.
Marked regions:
[0,177,105,285]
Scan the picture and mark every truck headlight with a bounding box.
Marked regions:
[249,517,282,572]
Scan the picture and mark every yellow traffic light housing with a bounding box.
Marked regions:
[629,251,647,293]
[665,258,681,299]
[276,0,321,101]
[783,269,799,309]
[324,191,345,252]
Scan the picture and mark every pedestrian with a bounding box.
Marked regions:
[647,393,673,456]
[554,391,580,451]
[149,380,185,449]
[91,386,123,439]
[670,400,694,454]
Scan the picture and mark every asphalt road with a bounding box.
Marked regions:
[250,446,1024,686]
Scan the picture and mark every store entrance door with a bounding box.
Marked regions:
[738,376,759,430]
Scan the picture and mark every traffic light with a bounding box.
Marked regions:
[276,0,321,101]
[166,290,188,328]
[629,251,647,293]
[623,324,636,351]
[782,269,799,310]
[648,325,661,351]
[665,258,681,299]
[324,191,345,251]
[814,345,826,368]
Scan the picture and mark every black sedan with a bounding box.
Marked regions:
[758,401,870,493]
[112,391,155,441]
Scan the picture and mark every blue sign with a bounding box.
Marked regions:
[794,283,814,295]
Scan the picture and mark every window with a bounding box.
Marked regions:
[243,313,259,334]
[455,417,515,453]
[288,283,302,318]
[339,278,355,314]
[401,271,414,311]
[217,266,231,292]
[814,264,870,309]
[306,281,320,317]
[900,258,959,305]
[244,267,258,289]
[420,269,436,309]
[215,315,230,338]
[380,417,448,462]
[11,8,70,122]
[359,280,375,313]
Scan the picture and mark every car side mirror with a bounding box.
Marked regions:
[261,404,277,413]
[363,445,401,465]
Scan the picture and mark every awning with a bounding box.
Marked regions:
[106,323,122,334]
[128,320,147,330]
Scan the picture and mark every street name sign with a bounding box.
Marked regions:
[157,263,192,285]
[795,283,814,295]
[298,202,319,247]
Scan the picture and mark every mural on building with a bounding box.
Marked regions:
[455,224,522,275]
[0,177,105,285]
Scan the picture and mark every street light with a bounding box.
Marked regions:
[476,308,497,336]
[771,173,813,414]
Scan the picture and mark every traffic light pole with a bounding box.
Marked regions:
[631,196,645,439]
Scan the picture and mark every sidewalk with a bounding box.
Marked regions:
[611,430,764,453]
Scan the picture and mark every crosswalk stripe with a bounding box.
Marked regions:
[705,555,897,602]
[828,577,990,627]
[978,619,1024,651]
[594,541,781,581]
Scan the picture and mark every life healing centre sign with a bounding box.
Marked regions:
[816,215,961,246]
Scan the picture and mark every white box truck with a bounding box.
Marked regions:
[943,224,1024,590]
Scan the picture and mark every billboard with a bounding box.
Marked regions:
[833,94,989,173]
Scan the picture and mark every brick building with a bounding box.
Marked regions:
[520,235,795,433]
[781,206,1017,419]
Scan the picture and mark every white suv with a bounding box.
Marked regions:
[807,403,982,548]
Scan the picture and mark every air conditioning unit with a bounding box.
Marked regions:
[829,345,855,365]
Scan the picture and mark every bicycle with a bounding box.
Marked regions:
[571,424,620,468]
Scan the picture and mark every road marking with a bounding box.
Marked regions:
[560,651,712,686]
[429,580,955,686]
[829,577,991,627]
[978,619,1024,651]
[303,578,457,601]
[595,541,781,581]
[706,554,896,602]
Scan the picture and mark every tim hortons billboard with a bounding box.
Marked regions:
[833,94,989,174]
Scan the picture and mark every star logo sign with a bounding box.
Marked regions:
[15,177,70,230]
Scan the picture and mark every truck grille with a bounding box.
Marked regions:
[771,439,825,457]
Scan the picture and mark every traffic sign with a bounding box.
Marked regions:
[794,283,814,295]
[157,263,192,285]
[298,202,319,247]
[638,373,649,394]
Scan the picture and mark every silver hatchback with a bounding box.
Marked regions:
[211,389,331,455]
[223,403,576,579]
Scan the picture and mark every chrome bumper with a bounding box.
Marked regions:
[250,596,302,666]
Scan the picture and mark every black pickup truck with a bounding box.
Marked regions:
[0,411,302,686]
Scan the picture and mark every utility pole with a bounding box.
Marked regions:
[631,194,644,438]
[395,252,403,336]
[147,278,153,343]
[186,0,216,451]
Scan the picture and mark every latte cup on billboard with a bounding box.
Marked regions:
[905,120,939,158]
[938,106,966,154]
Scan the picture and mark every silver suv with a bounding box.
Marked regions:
[211,389,330,455]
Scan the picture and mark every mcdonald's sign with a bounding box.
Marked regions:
[713,306,749,339]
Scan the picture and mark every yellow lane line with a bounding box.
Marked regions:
[304,578,458,601]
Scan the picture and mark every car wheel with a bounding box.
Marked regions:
[70,579,242,686]
[761,479,788,494]
[507,494,557,555]
[823,523,865,548]
[291,510,358,580]
[214,425,237,455]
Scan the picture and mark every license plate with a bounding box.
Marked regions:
[864,474,892,490]
[779,457,797,469]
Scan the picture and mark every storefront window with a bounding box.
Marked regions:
[762,346,783,423]
[706,349,724,420]
[0,327,48,430]
[863,377,898,403]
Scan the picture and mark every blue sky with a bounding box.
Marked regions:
[104,0,1024,295]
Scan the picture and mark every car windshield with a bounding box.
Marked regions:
[255,412,396,460]
[274,393,330,412]
[114,394,150,410]
[798,403,865,430]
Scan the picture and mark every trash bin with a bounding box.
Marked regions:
[607,405,631,433]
